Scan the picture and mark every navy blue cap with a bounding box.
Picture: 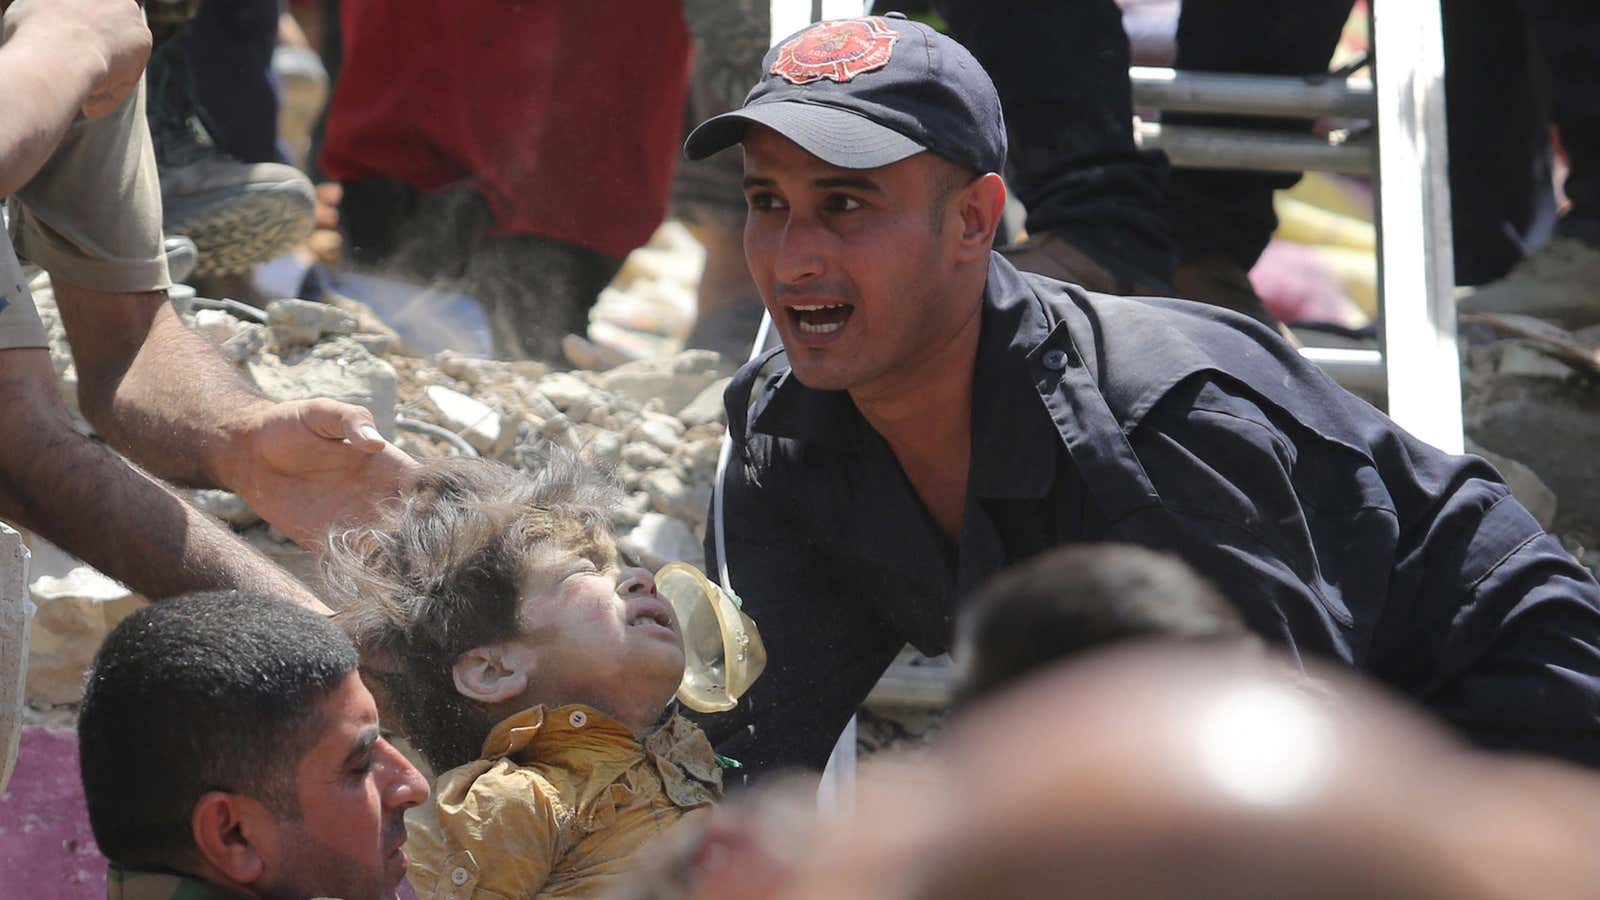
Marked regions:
[683,13,1006,174]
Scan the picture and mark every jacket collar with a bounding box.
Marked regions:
[106,864,252,900]
[747,253,1062,499]
[481,704,721,792]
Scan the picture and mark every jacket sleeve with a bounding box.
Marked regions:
[1132,375,1600,768]
[694,435,903,782]
[1386,452,1600,767]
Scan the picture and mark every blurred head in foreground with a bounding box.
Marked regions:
[951,543,1254,708]
[618,644,1600,900]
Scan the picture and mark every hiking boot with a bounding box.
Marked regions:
[1456,236,1600,330]
[146,38,314,278]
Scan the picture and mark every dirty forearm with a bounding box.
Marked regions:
[0,350,326,609]
[57,285,273,488]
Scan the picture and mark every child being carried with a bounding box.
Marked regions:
[325,454,730,899]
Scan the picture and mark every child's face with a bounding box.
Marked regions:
[503,532,687,729]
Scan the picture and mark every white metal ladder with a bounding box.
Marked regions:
[1131,2,1462,454]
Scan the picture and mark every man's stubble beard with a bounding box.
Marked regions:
[259,818,391,900]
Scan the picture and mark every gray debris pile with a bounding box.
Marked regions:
[1462,314,1600,568]
[388,346,733,572]
[20,272,735,708]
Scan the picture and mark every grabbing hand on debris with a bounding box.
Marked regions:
[228,398,418,551]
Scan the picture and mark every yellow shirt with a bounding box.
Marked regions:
[406,704,722,900]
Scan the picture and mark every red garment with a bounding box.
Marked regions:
[321,2,691,259]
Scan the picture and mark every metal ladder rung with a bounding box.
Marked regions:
[1135,122,1373,174]
[1130,66,1375,119]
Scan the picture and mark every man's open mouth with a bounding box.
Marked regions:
[789,304,854,335]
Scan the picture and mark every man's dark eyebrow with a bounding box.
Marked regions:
[812,175,882,193]
[342,726,380,768]
[740,175,883,192]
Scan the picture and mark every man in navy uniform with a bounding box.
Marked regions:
[683,14,1600,776]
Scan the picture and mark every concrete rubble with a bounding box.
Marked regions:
[24,567,145,708]
[1462,318,1600,571]
[19,255,737,703]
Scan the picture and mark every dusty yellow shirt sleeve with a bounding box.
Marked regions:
[409,759,566,900]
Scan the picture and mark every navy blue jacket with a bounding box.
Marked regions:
[702,254,1600,775]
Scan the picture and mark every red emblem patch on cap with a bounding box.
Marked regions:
[770,17,900,85]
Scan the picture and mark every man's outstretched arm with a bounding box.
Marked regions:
[0,346,329,610]
[56,285,415,550]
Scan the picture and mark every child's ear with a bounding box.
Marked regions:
[452,646,530,704]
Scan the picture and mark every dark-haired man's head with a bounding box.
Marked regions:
[951,544,1254,708]
[78,591,429,900]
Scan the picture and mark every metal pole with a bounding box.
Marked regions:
[1370,1,1463,453]
[0,524,32,796]
[1136,122,1373,175]
[1130,67,1375,120]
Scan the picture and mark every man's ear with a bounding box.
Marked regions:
[452,645,530,704]
[191,792,268,888]
[954,172,1008,263]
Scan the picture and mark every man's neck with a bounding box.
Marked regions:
[851,301,983,543]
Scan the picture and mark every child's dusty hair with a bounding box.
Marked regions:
[322,451,623,771]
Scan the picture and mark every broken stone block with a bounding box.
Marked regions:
[612,491,651,529]
[187,489,262,530]
[582,430,624,470]
[193,308,248,344]
[562,333,629,372]
[632,413,685,454]
[622,441,670,470]
[537,413,583,451]
[266,298,358,350]
[26,567,147,707]
[537,372,605,412]
[597,350,730,413]
[246,336,399,438]
[351,332,396,357]
[1465,370,1600,546]
[1,524,30,795]
[678,377,731,428]
[674,437,722,474]
[620,513,704,571]
[641,469,712,524]
[435,351,549,386]
[425,385,503,453]
[220,323,270,364]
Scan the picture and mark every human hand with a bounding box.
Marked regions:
[3,0,151,119]
[228,399,418,552]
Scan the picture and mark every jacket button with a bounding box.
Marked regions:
[451,867,470,886]
[569,710,588,728]
[1041,348,1071,371]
